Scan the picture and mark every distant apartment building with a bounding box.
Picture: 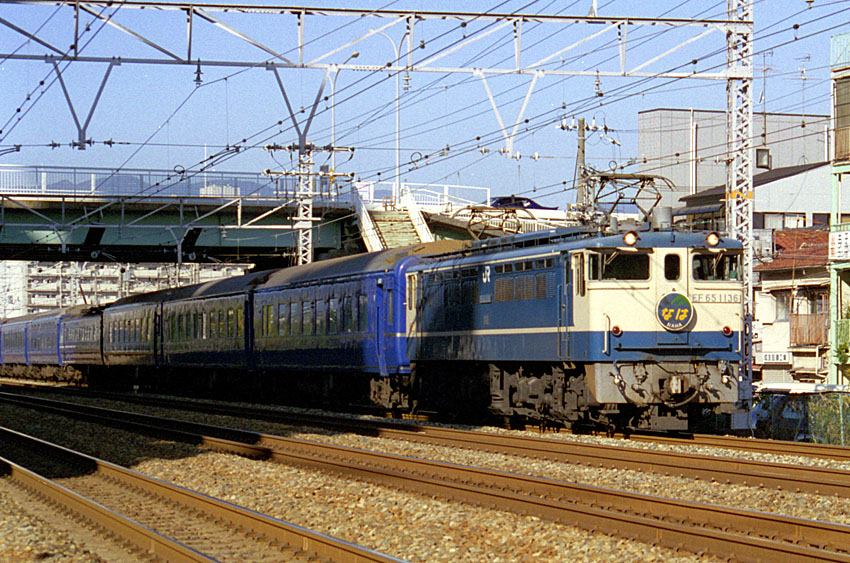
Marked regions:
[0,261,252,318]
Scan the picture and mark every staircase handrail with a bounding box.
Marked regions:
[399,185,434,243]
[350,185,384,251]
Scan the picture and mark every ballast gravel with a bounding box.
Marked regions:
[41,393,850,524]
[0,478,104,563]
[0,401,716,563]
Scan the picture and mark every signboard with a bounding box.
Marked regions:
[755,352,791,365]
[830,230,850,260]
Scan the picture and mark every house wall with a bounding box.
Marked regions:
[639,108,828,208]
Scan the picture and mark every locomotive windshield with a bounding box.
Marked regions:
[588,251,650,281]
[692,251,741,281]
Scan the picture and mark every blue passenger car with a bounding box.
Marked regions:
[60,305,104,366]
[1,316,29,366]
[28,311,66,366]
[252,243,464,377]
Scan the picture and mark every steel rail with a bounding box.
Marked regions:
[5,390,850,498]
[2,393,849,561]
[0,425,402,563]
[630,433,850,463]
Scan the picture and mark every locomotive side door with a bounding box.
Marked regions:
[656,249,691,345]
[567,251,590,360]
[558,252,575,359]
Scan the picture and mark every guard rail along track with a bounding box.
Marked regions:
[5,389,850,497]
[0,423,402,563]
[3,392,850,562]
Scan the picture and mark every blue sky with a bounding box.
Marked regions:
[0,0,847,207]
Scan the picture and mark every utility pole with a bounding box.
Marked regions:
[577,117,587,208]
[265,144,354,265]
[558,116,619,212]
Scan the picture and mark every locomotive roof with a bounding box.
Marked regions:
[412,228,743,268]
[257,240,468,289]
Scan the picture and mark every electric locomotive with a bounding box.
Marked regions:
[401,216,747,432]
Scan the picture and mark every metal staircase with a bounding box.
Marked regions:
[351,186,434,251]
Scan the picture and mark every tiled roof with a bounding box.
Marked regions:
[754,229,829,271]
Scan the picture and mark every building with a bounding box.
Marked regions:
[0,261,252,317]
[830,31,850,384]
[754,229,830,383]
[639,108,829,209]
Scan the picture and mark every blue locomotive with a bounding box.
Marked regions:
[0,220,748,432]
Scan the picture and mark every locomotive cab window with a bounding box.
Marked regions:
[588,251,650,281]
[692,251,741,281]
[664,254,681,281]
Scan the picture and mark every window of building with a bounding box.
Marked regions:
[775,291,791,322]
[809,292,828,315]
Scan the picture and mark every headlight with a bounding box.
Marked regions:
[623,231,639,246]
[706,232,721,247]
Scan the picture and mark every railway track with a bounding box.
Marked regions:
[11,381,850,463]
[0,425,402,563]
[5,388,850,498]
[1,391,849,562]
[629,432,850,463]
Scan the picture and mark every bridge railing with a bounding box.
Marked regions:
[0,166,490,212]
[0,164,336,202]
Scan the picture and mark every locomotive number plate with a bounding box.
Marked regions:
[690,293,741,303]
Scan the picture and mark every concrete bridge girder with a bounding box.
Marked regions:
[0,196,348,265]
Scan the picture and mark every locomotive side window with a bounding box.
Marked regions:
[573,254,586,296]
[664,255,681,281]
[209,311,217,339]
[588,252,650,281]
[692,252,741,281]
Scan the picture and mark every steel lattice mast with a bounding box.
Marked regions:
[725,0,754,392]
